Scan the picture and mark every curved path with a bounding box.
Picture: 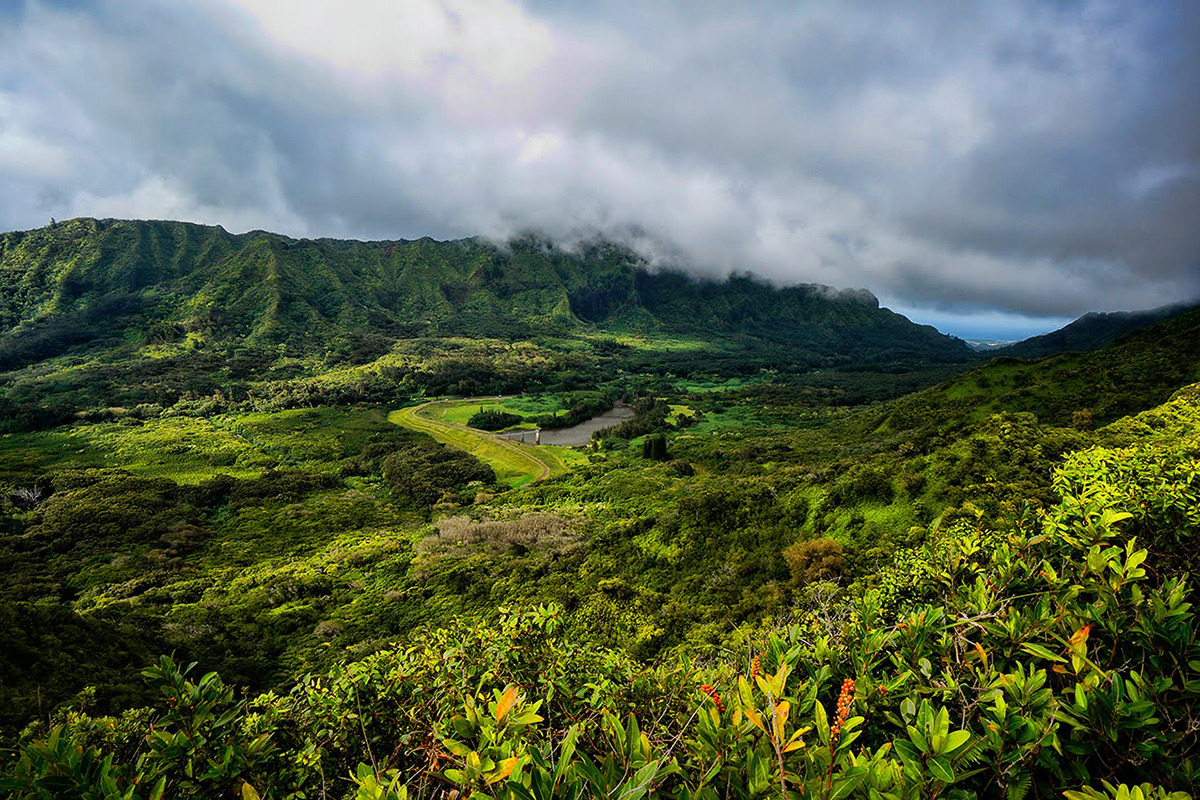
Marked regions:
[389,398,553,484]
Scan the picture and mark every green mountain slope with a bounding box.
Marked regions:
[877,303,1200,434]
[0,218,972,367]
[998,302,1195,359]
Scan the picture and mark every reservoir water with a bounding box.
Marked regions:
[495,402,635,447]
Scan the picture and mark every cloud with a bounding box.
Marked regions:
[0,0,1197,335]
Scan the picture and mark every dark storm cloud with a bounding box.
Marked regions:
[0,0,1197,335]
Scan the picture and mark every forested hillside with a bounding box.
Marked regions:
[997,304,1192,360]
[0,220,1197,798]
[0,219,967,371]
[0,219,980,436]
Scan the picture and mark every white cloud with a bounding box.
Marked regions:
[0,126,71,180]
[229,0,551,82]
[65,173,306,235]
[220,0,562,122]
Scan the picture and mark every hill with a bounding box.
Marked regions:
[3,378,1198,797]
[998,302,1195,359]
[875,302,1200,434]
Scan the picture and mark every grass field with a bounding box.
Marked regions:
[0,399,582,490]
[0,417,265,484]
[666,404,696,424]
[389,400,582,487]
[439,396,562,427]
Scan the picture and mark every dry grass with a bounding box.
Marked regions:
[417,512,580,558]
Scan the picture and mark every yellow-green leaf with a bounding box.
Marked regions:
[744,703,768,736]
[495,685,519,721]
[773,700,790,741]
[486,757,521,784]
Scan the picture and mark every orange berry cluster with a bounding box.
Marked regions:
[830,678,855,746]
[700,684,725,713]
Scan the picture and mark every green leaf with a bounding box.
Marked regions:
[555,725,579,786]
[617,760,661,800]
[893,740,922,774]
[906,724,930,755]
[830,773,868,799]
[1019,643,1066,663]
[944,730,970,752]
[443,739,473,757]
[927,755,954,783]
[815,698,830,745]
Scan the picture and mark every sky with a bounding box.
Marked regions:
[1,1,1198,339]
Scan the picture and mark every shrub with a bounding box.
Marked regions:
[381,443,495,509]
[467,409,524,431]
[642,433,669,460]
[782,536,845,584]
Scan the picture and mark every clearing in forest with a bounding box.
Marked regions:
[389,398,578,486]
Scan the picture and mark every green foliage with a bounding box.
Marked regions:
[468,409,525,431]
[1,657,273,799]
[380,440,496,509]
[641,433,669,461]
[4,412,1199,796]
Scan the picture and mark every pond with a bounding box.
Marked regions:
[495,402,635,447]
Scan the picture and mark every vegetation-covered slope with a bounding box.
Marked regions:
[0,218,980,436]
[3,381,1198,798]
[0,217,970,366]
[998,302,1195,360]
[876,303,1200,433]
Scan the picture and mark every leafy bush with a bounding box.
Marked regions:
[381,442,496,509]
[467,409,524,431]
[642,433,669,461]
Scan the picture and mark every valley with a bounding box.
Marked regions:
[0,220,1197,798]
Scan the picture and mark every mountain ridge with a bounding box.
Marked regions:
[0,217,972,367]
[997,302,1195,359]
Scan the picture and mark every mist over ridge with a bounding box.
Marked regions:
[1,0,1198,335]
